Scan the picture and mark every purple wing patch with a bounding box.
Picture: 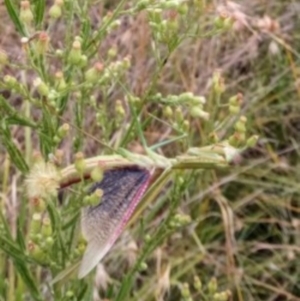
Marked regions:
[79,167,151,278]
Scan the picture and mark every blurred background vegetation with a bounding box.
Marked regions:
[0,0,300,300]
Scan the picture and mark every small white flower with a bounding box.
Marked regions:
[268,40,280,56]
[21,37,29,44]
[25,161,61,199]
[33,77,42,88]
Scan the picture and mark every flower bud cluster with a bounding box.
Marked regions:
[28,212,54,264]
[90,166,104,182]
[36,32,50,55]
[155,92,209,132]
[73,235,87,258]
[213,290,232,301]
[83,188,103,206]
[53,123,70,144]
[85,62,104,84]
[212,69,225,95]
[115,100,126,126]
[178,275,232,301]
[102,56,131,82]
[68,37,87,66]
[214,11,234,31]
[33,77,50,97]
[101,12,122,34]
[158,91,205,114]
[180,282,192,301]
[4,75,27,96]
[74,152,86,175]
[20,1,34,27]
[54,71,67,92]
[169,213,191,229]
[84,56,131,89]
[193,275,202,291]
[0,4,134,147]
[208,277,218,294]
[228,92,243,115]
[146,1,187,45]
[228,116,247,147]
[49,0,64,19]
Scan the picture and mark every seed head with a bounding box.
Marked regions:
[26,161,61,199]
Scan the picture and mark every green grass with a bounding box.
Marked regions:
[0,0,300,300]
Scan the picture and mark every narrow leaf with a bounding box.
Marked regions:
[14,260,42,301]
[0,122,29,173]
[0,236,31,263]
[4,0,26,35]
[33,0,45,28]
[0,95,37,128]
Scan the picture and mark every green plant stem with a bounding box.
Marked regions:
[24,100,32,163]
[0,156,10,280]
[7,259,15,301]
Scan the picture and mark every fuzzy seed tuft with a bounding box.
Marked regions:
[26,161,61,199]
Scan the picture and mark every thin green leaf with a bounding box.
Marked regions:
[85,0,127,54]
[14,260,43,301]
[0,236,30,263]
[115,276,133,301]
[50,261,80,285]
[38,130,54,156]
[47,201,60,232]
[0,122,29,173]
[47,201,68,265]
[4,0,26,36]
[33,0,45,28]
[77,282,89,301]
[16,226,26,252]
[0,209,13,241]
[81,19,92,49]
[62,212,80,231]
[58,95,70,114]
[5,117,37,128]
[0,235,42,300]
[0,95,37,127]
